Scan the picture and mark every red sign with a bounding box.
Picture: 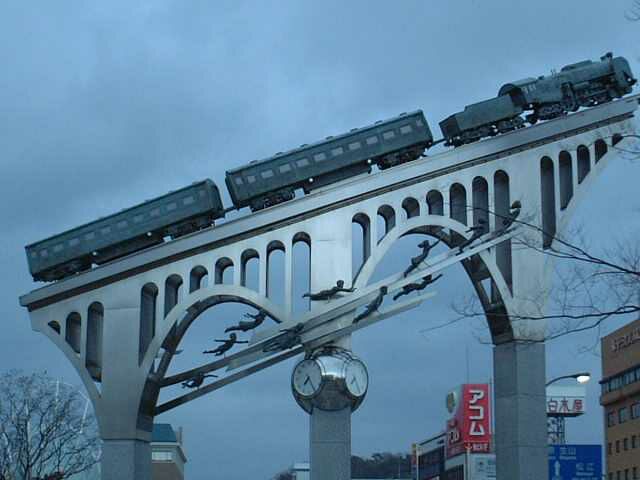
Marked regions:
[446,384,491,458]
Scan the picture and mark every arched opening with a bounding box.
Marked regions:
[494,171,512,291]
[377,205,396,243]
[402,197,420,219]
[189,266,208,293]
[426,190,444,215]
[65,312,81,355]
[540,156,556,248]
[215,258,234,285]
[577,145,590,184]
[449,183,468,225]
[293,233,311,312]
[595,139,607,162]
[240,249,260,291]
[86,302,103,381]
[164,274,184,317]
[559,151,573,210]
[472,177,489,227]
[48,320,60,334]
[140,283,158,364]
[352,213,371,278]
[267,241,286,306]
[612,133,623,146]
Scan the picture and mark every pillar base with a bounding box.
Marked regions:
[102,439,151,480]
[493,341,547,480]
[310,408,351,480]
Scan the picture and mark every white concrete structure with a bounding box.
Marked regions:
[19,95,639,480]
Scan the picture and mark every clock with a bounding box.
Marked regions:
[345,359,368,397]
[291,347,368,414]
[292,359,322,397]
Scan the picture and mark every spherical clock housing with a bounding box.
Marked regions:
[291,347,368,414]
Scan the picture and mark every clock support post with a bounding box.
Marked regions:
[307,223,355,480]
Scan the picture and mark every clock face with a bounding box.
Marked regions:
[292,359,322,397]
[345,359,368,397]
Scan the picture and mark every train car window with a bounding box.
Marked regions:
[101,226,111,235]
[150,208,160,217]
[117,220,128,229]
[313,152,327,162]
[279,164,292,173]
[234,177,244,186]
[331,147,344,156]
[133,214,144,223]
[415,119,424,127]
[40,249,48,258]
[199,189,206,197]
[167,203,177,212]
[85,232,95,241]
[382,131,396,140]
[31,252,37,259]
[247,175,256,184]
[53,244,64,253]
[183,196,195,206]
[348,141,362,150]
[366,136,379,145]
[69,238,80,247]
[296,158,310,168]
[261,169,274,179]
[400,125,413,134]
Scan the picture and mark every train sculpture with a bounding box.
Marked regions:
[25,52,636,282]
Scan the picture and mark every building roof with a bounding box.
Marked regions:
[152,423,177,443]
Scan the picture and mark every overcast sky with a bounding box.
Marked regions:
[2,1,640,479]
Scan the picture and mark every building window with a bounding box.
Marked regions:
[624,437,629,451]
[152,451,173,462]
[608,411,617,427]
[632,466,637,479]
[626,469,630,480]
[632,435,637,449]
[617,471,621,480]
[620,407,629,423]
[608,442,613,454]
[631,402,640,419]
[616,440,620,453]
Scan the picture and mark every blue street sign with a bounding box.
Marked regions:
[548,444,602,480]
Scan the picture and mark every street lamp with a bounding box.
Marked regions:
[546,372,591,445]
[546,372,591,387]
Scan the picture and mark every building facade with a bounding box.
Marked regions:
[601,318,640,480]
[151,423,187,480]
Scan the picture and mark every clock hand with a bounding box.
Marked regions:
[303,376,310,386]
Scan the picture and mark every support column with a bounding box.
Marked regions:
[102,439,151,480]
[310,408,351,480]
[493,341,548,480]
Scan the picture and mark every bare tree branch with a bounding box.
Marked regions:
[0,371,100,480]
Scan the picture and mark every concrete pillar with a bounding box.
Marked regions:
[102,439,151,480]
[493,341,548,480]
[310,408,351,480]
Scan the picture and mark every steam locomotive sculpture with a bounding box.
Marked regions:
[25,52,636,282]
[440,53,636,146]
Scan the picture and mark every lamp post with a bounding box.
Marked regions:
[546,372,591,445]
